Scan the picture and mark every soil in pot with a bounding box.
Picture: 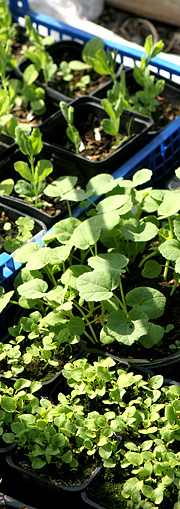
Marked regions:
[82,461,179,509]
[9,25,31,66]
[17,39,121,102]
[42,97,153,174]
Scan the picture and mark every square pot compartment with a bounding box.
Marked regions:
[42,95,154,180]
[0,143,88,229]
[15,39,122,104]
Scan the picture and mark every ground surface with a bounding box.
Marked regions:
[94,3,180,53]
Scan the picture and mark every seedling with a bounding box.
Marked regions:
[101,96,128,147]
[23,16,57,86]
[57,59,91,97]
[13,126,53,208]
[0,216,35,254]
[60,101,80,155]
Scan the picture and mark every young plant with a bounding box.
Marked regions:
[101,96,128,147]
[23,15,57,86]
[60,101,80,155]
[0,216,35,254]
[13,126,53,208]
[82,37,118,85]
[130,35,165,117]
[57,59,91,97]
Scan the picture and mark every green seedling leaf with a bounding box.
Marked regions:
[175,256,180,274]
[142,260,162,278]
[106,308,149,345]
[86,173,115,196]
[77,269,119,301]
[14,161,32,182]
[44,176,77,198]
[0,178,14,196]
[14,242,41,263]
[15,126,43,156]
[88,252,129,274]
[139,322,165,348]
[68,317,85,336]
[126,286,166,319]
[17,279,48,299]
[61,265,91,290]
[0,287,14,313]
[121,221,158,242]
[61,188,87,202]
[158,192,180,218]
[35,160,53,181]
[159,239,180,261]
[132,168,152,186]
[70,216,101,250]
[52,217,80,245]
[82,37,104,63]
[96,194,130,213]
[1,396,16,412]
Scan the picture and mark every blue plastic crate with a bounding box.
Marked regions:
[9,0,180,183]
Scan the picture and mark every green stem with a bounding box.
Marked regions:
[168,216,174,238]
[73,301,98,344]
[66,200,72,218]
[138,250,157,268]
[163,259,170,281]
[29,155,38,208]
[44,266,57,287]
[170,279,178,296]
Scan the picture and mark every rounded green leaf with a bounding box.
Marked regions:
[44,175,77,198]
[126,286,166,319]
[132,168,152,187]
[1,396,16,412]
[71,217,101,250]
[88,252,129,273]
[77,270,118,301]
[107,309,149,345]
[159,239,180,261]
[96,195,129,213]
[18,279,48,299]
[142,260,162,278]
[68,317,85,336]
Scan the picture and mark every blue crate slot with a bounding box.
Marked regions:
[0,252,21,290]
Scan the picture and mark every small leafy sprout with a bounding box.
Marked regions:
[101,96,127,147]
[57,59,91,97]
[13,126,53,208]
[23,16,57,86]
[82,37,118,84]
[130,35,165,117]
[0,216,35,254]
[60,101,80,155]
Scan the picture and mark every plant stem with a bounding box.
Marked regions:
[66,200,72,217]
[138,249,157,268]
[73,301,98,344]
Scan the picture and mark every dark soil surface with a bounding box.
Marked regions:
[95,4,180,53]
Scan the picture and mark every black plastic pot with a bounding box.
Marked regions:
[0,133,16,162]
[0,142,87,228]
[41,95,154,181]
[15,39,122,105]
[4,448,101,508]
[0,340,86,396]
[0,202,46,338]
